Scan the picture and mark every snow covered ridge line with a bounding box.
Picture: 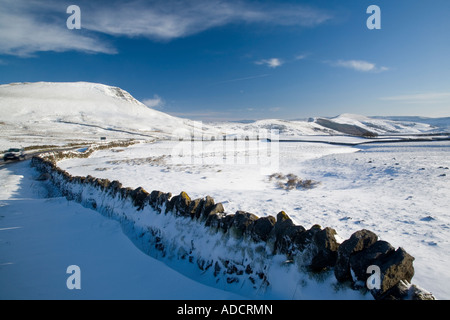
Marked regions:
[30,152,435,300]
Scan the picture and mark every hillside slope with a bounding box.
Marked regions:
[319,114,442,136]
[0,82,216,149]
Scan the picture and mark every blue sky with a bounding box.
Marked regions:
[0,0,449,121]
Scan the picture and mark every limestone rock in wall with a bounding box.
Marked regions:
[334,229,378,282]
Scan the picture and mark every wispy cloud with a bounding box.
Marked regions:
[255,58,283,68]
[380,92,450,103]
[253,53,308,69]
[142,94,165,109]
[213,74,269,85]
[294,54,308,61]
[332,60,388,73]
[84,0,331,40]
[0,0,332,57]
[0,0,116,57]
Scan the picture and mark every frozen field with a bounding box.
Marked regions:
[0,160,245,300]
[55,139,450,299]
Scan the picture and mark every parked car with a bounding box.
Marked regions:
[3,148,25,161]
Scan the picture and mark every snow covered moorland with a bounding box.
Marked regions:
[53,139,450,299]
[1,82,449,300]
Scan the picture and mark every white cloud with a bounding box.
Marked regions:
[142,94,164,109]
[0,0,116,57]
[84,0,331,40]
[253,53,308,69]
[0,0,332,57]
[334,60,388,73]
[294,54,308,60]
[255,58,283,68]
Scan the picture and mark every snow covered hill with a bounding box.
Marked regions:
[372,115,450,133]
[210,113,449,141]
[209,118,339,138]
[0,81,217,150]
[319,113,443,136]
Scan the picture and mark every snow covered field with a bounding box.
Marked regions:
[0,160,245,299]
[55,139,450,299]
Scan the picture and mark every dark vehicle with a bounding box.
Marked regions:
[3,148,25,161]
